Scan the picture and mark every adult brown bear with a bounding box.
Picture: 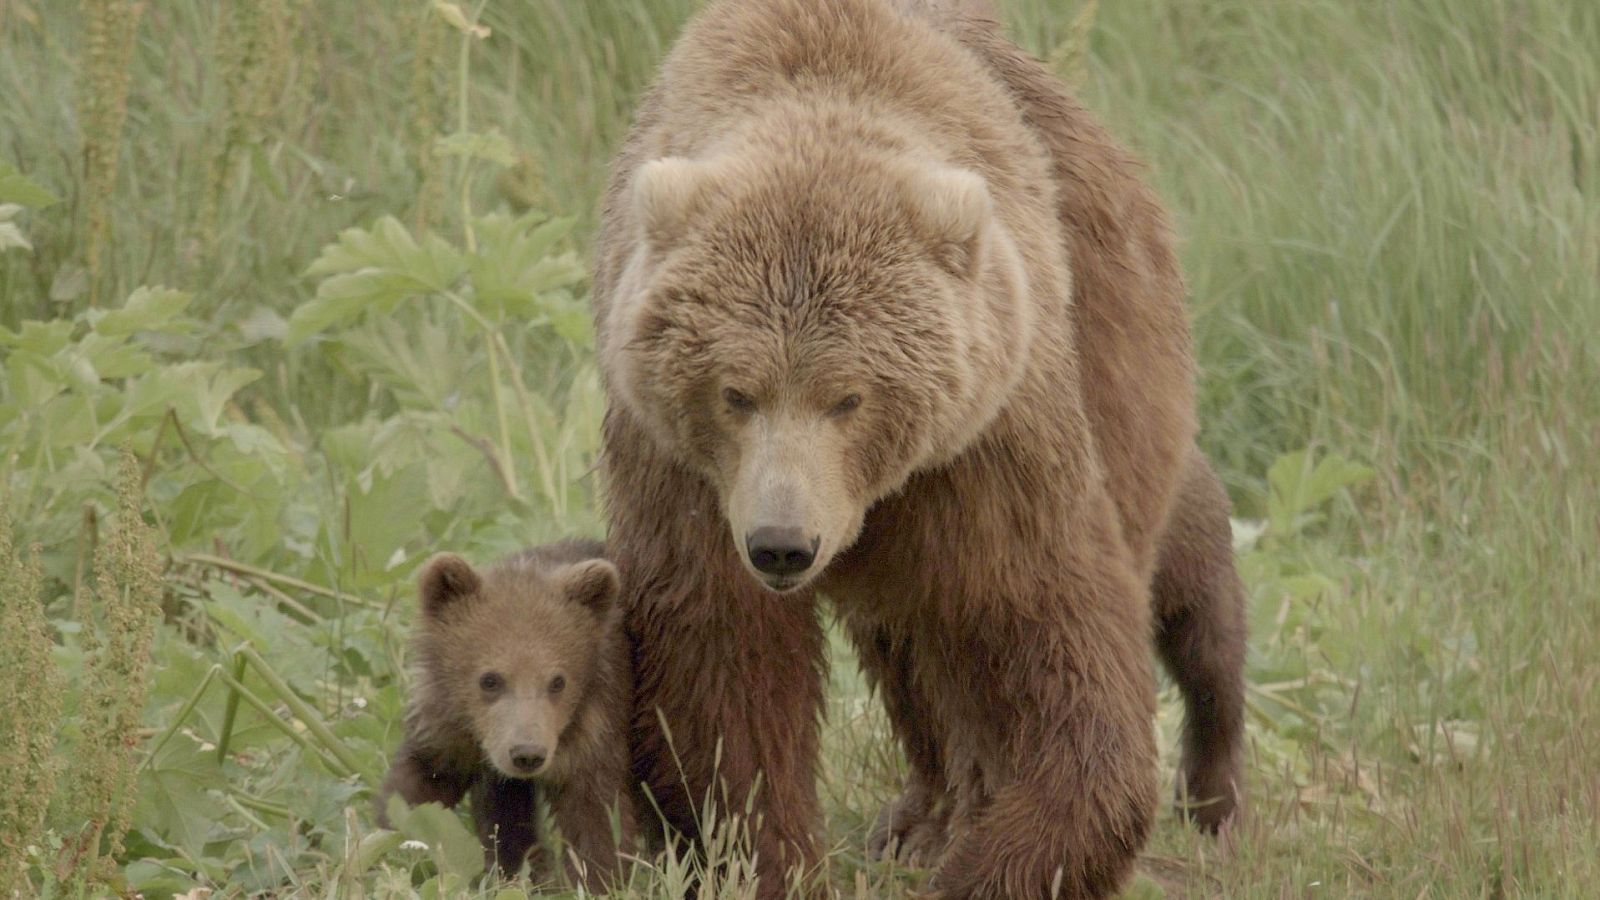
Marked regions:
[590,0,1246,896]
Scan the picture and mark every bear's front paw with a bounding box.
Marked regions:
[867,787,949,867]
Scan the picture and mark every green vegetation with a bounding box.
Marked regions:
[2,0,1595,896]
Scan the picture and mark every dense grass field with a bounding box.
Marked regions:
[2,0,1597,897]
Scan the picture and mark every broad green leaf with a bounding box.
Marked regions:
[123,858,204,897]
[220,421,288,460]
[92,285,193,336]
[335,318,469,410]
[319,418,381,472]
[0,204,31,252]
[77,331,156,379]
[543,290,595,349]
[305,217,461,284]
[117,365,196,422]
[468,213,584,319]
[38,393,98,447]
[134,734,231,858]
[0,317,74,354]
[57,344,100,392]
[420,874,472,900]
[291,217,465,344]
[386,798,486,882]
[204,582,324,694]
[287,270,425,345]
[0,161,60,208]
[343,460,432,572]
[353,830,406,876]
[4,348,67,408]
[187,363,263,436]
[1266,449,1373,536]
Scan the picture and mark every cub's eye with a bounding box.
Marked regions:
[828,393,863,417]
[478,672,505,694]
[722,387,756,413]
[548,675,566,694]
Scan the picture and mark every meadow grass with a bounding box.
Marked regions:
[1,0,1597,896]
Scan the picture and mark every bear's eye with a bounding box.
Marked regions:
[478,672,505,694]
[549,674,566,694]
[722,387,756,414]
[828,393,863,417]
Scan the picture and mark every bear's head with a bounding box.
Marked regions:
[411,552,621,780]
[606,142,1034,592]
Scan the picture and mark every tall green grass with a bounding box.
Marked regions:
[2,0,1597,896]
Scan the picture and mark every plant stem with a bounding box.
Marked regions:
[240,645,371,783]
[215,650,249,764]
[440,288,525,500]
[182,553,381,608]
[214,666,350,778]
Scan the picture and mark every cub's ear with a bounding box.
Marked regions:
[561,559,622,616]
[417,553,481,617]
[902,165,992,278]
[633,156,715,250]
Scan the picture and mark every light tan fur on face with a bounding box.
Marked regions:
[609,134,1038,591]
[721,399,861,592]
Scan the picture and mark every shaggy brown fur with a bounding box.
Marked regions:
[591,1,1246,897]
[376,541,636,890]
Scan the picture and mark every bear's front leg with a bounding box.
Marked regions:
[846,618,950,866]
[629,592,827,898]
[925,548,1159,898]
[548,750,637,892]
[472,771,545,879]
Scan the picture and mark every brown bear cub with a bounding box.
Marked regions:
[376,540,635,890]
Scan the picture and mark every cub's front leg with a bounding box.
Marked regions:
[472,770,546,879]
[375,741,476,827]
[549,763,637,892]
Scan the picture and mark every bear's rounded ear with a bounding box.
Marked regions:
[633,157,715,250]
[562,559,621,616]
[418,553,481,617]
[902,165,992,278]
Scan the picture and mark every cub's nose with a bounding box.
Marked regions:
[745,527,819,577]
[509,744,547,775]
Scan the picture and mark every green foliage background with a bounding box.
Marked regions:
[1,0,1596,896]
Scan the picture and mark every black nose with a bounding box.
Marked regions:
[509,744,547,774]
[745,527,819,576]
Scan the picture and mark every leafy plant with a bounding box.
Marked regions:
[0,161,60,255]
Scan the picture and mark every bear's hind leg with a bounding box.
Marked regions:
[1152,450,1246,831]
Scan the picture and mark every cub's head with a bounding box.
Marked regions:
[606,144,1033,592]
[412,551,620,780]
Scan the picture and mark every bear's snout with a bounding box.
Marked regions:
[508,743,548,776]
[745,526,819,584]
